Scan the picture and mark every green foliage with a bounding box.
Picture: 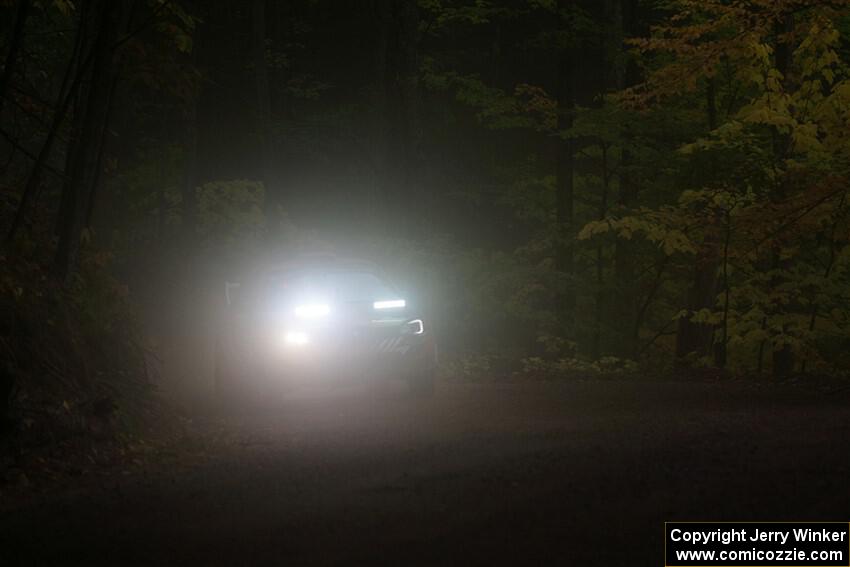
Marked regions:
[422,63,548,130]
[195,180,267,245]
[579,210,697,256]
[152,0,197,54]
[442,353,495,381]
[419,0,504,27]
[416,0,850,378]
[518,356,638,379]
[6,0,850,396]
[608,0,850,374]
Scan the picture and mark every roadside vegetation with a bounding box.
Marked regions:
[1,0,850,476]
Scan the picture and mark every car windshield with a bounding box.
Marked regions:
[264,270,397,302]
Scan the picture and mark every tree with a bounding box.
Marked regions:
[609,0,850,376]
[252,0,273,207]
[0,0,31,118]
[54,0,133,282]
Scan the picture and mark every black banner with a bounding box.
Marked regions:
[665,522,850,567]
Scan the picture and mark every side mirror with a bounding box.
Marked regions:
[225,281,241,306]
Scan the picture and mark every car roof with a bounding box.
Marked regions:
[261,255,380,276]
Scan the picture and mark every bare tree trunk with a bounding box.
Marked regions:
[83,73,119,230]
[714,208,731,368]
[6,1,91,244]
[675,80,720,363]
[53,0,131,283]
[399,0,420,210]
[614,0,641,355]
[556,47,576,331]
[252,0,274,212]
[675,253,718,361]
[591,144,611,359]
[388,0,420,235]
[369,0,419,235]
[802,192,845,373]
[370,0,390,229]
[771,13,796,380]
[180,6,203,239]
[0,0,31,118]
[182,99,198,235]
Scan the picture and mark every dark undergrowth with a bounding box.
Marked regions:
[0,244,181,499]
[439,350,850,395]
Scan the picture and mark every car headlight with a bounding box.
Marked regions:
[374,299,406,310]
[284,331,310,346]
[294,303,330,319]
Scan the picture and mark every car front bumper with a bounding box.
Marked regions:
[238,324,436,382]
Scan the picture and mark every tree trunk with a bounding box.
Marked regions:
[252,0,274,212]
[182,99,198,236]
[613,0,641,355]
[675,252,718,361]
[388,0,420,234]
[370,0,390,228]
[714,208,731,368]
[399,0,420,196]
[83,73,118,230]
[53,0,130,283]
[371,0,420,234]
[0,0,31,118]
[555,47,576,330]
[180,4,204,239]
[591,144,611,359]
[6,1,91,244]
[675,80,720,364]
[770,13,796,380]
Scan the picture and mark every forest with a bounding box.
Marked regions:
[2,0,850,435]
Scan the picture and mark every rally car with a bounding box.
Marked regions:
[214,256,437,401]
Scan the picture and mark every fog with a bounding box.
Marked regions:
[3,1,850,565]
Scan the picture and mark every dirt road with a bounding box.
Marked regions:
[3,379,850,566]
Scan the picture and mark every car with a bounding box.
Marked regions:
[214,255,437,402]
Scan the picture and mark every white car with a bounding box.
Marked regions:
[214,257,437,401]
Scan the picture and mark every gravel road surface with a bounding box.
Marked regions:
[3,379,850,566]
